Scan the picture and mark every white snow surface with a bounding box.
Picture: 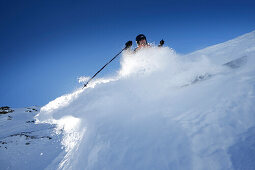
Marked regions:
[0,107,63,170]
[1,30,255,170]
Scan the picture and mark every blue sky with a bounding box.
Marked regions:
[0,0,255,107]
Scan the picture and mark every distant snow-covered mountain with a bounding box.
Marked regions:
[0,106,63,170]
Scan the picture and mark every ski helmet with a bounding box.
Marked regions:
[136,34,147,44]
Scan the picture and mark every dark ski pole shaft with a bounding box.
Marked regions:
[83,43,131,89]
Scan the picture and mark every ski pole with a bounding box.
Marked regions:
[83,41,132,89]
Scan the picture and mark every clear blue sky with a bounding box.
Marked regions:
[1,0,255,107]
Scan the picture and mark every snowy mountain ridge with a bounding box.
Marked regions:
[1,30,255,170]
[186,30,255,64]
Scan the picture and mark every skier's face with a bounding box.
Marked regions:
[138,39,147,46]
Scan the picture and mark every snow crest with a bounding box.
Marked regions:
[36,32,255,170]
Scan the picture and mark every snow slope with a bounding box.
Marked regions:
[1,30,255,170]
[186,30,255,64]
[0,107,63,169]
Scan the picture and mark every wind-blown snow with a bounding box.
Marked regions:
[35,31,255,170]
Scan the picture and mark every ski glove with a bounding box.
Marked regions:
[125,41,132,49]
[159,39,164,47]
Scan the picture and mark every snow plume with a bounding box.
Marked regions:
[36,44,255,170]
[119,47,223,87]
[78,76,90,83]
[119,47,176,77]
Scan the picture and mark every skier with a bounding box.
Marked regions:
[83,34,164,88]
[134,34,151,51]
[125,34,164,52]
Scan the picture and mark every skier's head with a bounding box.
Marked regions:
[136,34,147,46]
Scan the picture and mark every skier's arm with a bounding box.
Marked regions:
[158,39,164,47]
